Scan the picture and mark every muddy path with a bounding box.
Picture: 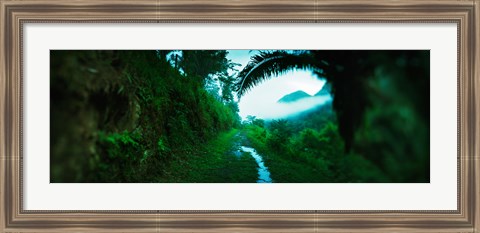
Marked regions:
[232,132,273,183]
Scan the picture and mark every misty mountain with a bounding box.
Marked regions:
[278,100,335,126]
[314,83,332,96]
[260,94,332,120]
[277,90,311,103]
[278,83,331,105]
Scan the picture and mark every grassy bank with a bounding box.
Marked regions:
[244,127,327,182]
[243,123,387,183]
[157,129,258,183]
[50,51,241,182]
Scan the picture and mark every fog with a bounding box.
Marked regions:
[241,95,331,120]
[236,70,328,120]
[227,50,330,120]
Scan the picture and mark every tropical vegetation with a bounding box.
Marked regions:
[50,50,429,183]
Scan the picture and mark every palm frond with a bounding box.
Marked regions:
[235,51,324,97]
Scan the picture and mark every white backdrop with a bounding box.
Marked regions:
[23,24,457,210]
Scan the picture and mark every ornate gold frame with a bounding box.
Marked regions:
[1,0,479,232]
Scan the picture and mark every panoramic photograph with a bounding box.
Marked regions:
[50,50,430,183]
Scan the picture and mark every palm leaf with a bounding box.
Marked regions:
[235,51,325,97]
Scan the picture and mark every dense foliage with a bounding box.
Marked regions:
[237,50,429,182]
[244,103,389,182]
[51,50,429,183]
[51,50,240,182]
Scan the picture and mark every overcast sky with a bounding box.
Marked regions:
[226,50,327,120]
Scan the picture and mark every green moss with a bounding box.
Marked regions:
[50,51,241,182]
